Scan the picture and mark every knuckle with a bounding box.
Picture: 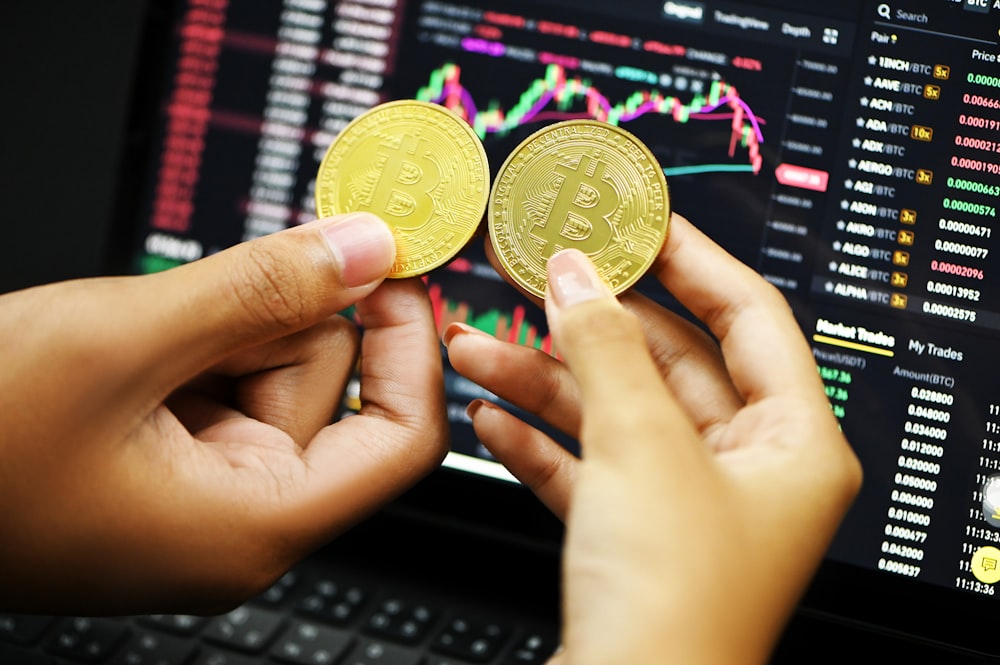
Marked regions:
[534,365,565,414]
[703,272,791,335]
[299,315,361,361]
[229,242,311,332]
[752,277,794,315]
[524,448,569,496]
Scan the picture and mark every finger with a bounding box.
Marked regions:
[467,399,577,519]
[444,322,582,437]
[545,249,705,469]
[352,278,446,434]
[174,316,361,446]
[620,291,744,448]
[294,278,448,527]
[545,649,568,665]
[487,218,741,444]
[116,213,396,399]
[490,221,742,439]
[650,213,823,402]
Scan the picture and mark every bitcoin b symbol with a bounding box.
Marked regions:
[532,155,617,258]
[487,119,669,299]
[316,100,490,278]
[371,135,440,230]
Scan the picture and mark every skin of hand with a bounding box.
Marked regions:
[0,212,447,615]
[444,213,863,665]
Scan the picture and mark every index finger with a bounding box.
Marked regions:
[650,213,823,402]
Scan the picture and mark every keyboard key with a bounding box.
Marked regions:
[203,605,283,653]
[190,648,260,665]
[109,629,196,665]
[501,632,559,664]
[44,617,129,663]
[364,597,439,644]
[0,642,59,665]
[271,620,353,665]
[341,637,422,665]
[432,616,510,663]
[297,579,370,625]
[257,570,300,606]
[0,614,54,645]
[138,614,207,636]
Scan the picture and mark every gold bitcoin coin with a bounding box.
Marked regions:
[488,120,670,299]
[316,100,489,277]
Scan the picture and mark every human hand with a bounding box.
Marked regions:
[0,213,447,614]
[444,213,862,665]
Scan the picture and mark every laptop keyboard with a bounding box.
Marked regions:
[0,559,559,665]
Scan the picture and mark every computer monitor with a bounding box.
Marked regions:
[111,0,1000,656]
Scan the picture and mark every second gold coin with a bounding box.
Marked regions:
[488,120,670,298]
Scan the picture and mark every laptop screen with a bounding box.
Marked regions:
[120,0,1000,655]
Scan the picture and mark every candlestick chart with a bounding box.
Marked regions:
[429,262,555,355]
[416,61,764,176]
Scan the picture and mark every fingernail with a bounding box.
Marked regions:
[321,213,396,287]
[441,322,487,348]
[547,249,608,308]
[466,398,486,419]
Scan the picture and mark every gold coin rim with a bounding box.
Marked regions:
[315,99,490,278]
[487,119,670,299]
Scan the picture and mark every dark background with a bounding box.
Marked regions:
[0,1,146,292]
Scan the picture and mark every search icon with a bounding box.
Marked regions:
[877,3,891,20]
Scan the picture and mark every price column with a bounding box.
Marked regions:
[243,0,330,241]
[925,52,1000,328]
[148,0,230,238]
[879,381,955,580]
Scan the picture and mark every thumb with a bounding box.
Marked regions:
[544,249,695,466]
[128,212,396,387]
